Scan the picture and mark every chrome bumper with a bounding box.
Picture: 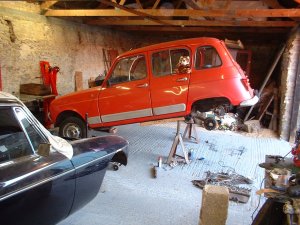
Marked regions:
[240,95,259,107]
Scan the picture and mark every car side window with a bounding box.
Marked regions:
[152,48,190,77]
[195,46,222,70]
[109,55,147,85]
[14,108,46,151]
[0,107,33,163]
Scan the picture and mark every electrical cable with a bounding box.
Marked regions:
[251,177,265,221]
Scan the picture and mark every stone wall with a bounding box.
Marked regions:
[279,29,300,141]
[0,2,137,95]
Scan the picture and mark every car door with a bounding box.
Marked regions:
[0,106,75,225]
[99,54,152,124]
[149,47,191,117]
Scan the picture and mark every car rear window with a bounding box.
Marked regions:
[195,46,222,70]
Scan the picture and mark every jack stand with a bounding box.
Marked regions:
[167,120,190,165]
[183,118,199,143]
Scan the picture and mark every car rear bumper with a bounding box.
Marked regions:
[239,95,259,107]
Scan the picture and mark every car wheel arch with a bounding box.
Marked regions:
[56,110,85,127]
[111,151,128,166]
[191,97,231,113]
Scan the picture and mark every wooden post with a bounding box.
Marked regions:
[74,71,83,91]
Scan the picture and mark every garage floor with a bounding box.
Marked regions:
[58,122,291,225]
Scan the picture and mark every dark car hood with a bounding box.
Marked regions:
[69,135,128,167]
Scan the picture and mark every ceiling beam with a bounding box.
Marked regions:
[152,0,160,9]
[97,0,170,25]
[40,1,58,10]
[112,25,290,34]
[119,0,126,5]
[45,9,300,18]
[261,0,283,8]
[87,19,296,27]
[182,0,201,9]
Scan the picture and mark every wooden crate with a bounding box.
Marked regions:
[20,83,51,96]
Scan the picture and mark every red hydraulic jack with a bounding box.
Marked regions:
[39,61,60,128]
[292,129,300,167]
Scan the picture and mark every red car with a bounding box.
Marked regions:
[50,37,258,138]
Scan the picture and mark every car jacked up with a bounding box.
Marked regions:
[50,37,258,139]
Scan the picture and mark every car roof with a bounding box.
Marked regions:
[0,92,19,104]
[118,37,221,58]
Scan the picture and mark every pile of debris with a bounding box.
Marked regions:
[192,171,253,203]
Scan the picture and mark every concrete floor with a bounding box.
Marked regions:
[58,122,291,225]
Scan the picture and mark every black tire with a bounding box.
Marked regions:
[203,117,217,131]
[113,164,119,171]
[59,116,87,139]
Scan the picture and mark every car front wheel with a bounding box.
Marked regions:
[59,117,87,139]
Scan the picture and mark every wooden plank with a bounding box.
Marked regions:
[182,0,201,9]
[119,0,126,5]
[135,0,143,9]
[45,9,300,18]
[261,0,284,9]
[87,19,296,27]
[40,1,58,10]
[98,0,171,25]
[152,0,160,9]
[74,71,83,92]
[289,39,300,141]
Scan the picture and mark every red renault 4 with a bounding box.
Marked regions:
[50,37,258,138]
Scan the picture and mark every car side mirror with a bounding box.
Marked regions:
[37,143,51,157]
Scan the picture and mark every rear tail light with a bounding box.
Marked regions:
[241,77,250,90]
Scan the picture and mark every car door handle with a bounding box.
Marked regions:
[176,77,188,82]
[136,83,149,88]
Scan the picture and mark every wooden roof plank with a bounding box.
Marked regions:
[40,1,58,10]
[98,0,171,25]
[87,19,296,27]
[152,0,160,9]
[44,9,300,18]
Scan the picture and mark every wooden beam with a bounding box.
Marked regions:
[119,0,126,5]
[45,9,300,18]
[98,0,170,25]
[176,0,184,8]
[107,25,290,33]
[87,19,296,27]
[135,0,143,9]
[182,0,201,9]
[152,0,160,9]
[40,1,58,10]
[261,0,283,8]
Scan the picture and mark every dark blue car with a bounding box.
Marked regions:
[0,92,128,225]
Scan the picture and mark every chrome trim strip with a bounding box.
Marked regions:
[101,108,152,123]
[153,103,186,115]
[0,168,75,202]
[88,116,102,125]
